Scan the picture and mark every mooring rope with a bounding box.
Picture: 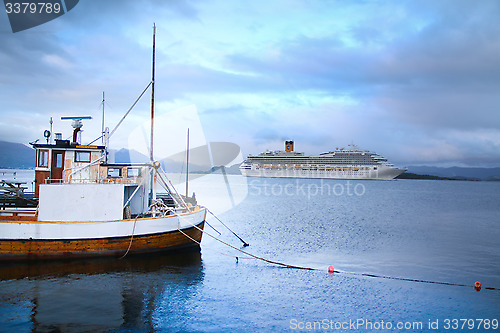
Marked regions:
[119,214,140,260]
[177,225,254,260]
[336,270,500,291]
[120,194,499,292]
[119,199,169,259]
[175,208,499,291]
[176,209,315,270]
[206,208,249,247]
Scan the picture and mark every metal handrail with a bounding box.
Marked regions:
[44,178,141,185]
[65,155,106,179]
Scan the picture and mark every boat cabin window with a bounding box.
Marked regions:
[127,168,140,177]
[55,153,63,168]
[107,167,122,178]
[38,150,49,167]
[75,151,91,163]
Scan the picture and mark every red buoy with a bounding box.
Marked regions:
[328,265,334,273]
[474,281,481,291]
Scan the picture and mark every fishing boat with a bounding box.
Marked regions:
[0,26,207,261]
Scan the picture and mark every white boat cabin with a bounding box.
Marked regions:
[33,138,152,222]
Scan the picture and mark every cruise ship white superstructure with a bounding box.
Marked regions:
[240,141,406,180]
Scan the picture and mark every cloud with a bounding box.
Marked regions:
[1,0,499,167]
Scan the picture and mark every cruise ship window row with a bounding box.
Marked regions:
[249,161,379,166]
[250,165,378,170]
[248,158,377,163]
[250,156,375,160]
[248,158,377,162]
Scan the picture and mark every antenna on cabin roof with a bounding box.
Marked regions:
[61,116,92,144]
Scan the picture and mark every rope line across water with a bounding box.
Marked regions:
[175,207,499,292]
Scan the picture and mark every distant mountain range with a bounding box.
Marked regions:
[0,141,35,169]
[1,140,500,180]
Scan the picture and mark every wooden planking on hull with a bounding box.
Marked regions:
[0,221,204,261]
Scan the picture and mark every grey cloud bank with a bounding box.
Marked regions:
[0,0,499,167]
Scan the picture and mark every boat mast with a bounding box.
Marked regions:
[101,91,105,146]
[150,24,157,208]
[186,128,190,197]
[150,24,156,162]
[49,117,53,144]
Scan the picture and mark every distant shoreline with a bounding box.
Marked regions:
[396,172,488,181]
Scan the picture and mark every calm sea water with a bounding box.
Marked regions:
[1,173,499,332]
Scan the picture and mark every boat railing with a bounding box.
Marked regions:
[0,208,37,220]
[65,155,106,179]
[44,178,140,185]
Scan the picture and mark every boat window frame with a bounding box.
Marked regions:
[126,167,141,178]
[54,152,63,168]
[38,149,49,167]
[107,167,122,178]
[75,151,92,163]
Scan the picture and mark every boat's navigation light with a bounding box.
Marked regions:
[43,129,51,143]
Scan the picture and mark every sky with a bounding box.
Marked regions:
[1,0,499,167]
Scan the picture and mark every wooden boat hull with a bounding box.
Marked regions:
[0,208,206,261]
[0,221,204,261]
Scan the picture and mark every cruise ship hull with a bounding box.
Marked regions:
[240,164,405,180]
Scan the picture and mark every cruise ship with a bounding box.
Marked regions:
[239,141,406,180]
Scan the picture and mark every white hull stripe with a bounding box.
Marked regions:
[0,209,206,240]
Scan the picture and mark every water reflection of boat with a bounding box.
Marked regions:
[0,251,204,332]
[0,26,206,261]
[0,249,202,281]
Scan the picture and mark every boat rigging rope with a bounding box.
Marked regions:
[109,81,152,139]
[153,166,221,235]
[155,165,189,209]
